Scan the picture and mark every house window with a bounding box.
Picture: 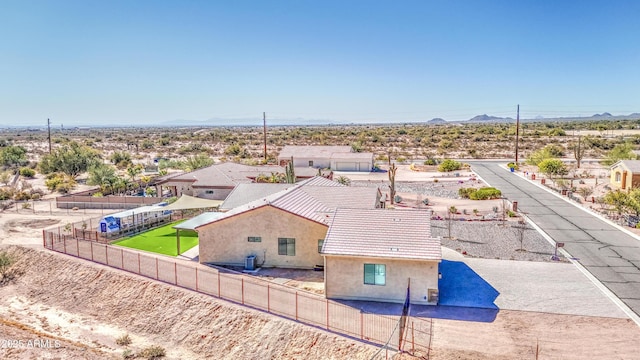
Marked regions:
[248,236,261,242]
[205,190,214,194]
[364,264,386,286]
[616,172,621,182]
[278,238,296,256]
[309,160,314,167]
[318,239,324,253]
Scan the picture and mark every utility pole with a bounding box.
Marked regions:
[515,104,520,163]
[263,112,267,162]
[47,118,52,153]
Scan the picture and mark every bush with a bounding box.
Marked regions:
[139,345,166,359]
[422,198,429,205]
[438,159,462,172]
[0,251,15,280]
[116,334,132,346]
[469,187,502,200]
[507,210,517,217]
[19,167,35,178]
[423,158,438,166]
[458,187,476,199]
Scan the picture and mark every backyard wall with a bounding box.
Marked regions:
[324,255,440,305]
[198,205,328,269]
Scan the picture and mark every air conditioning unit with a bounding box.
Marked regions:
[245,255,257,271]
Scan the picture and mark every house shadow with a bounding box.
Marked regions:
[333,260,500,323]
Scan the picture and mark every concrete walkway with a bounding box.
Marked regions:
[470,161,640,322]
[441,247,627,318]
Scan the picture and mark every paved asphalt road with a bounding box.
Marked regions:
[470,161,640,317]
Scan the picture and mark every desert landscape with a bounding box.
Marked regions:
[2,120,640,359]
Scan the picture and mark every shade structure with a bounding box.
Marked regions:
[173,212,225,231]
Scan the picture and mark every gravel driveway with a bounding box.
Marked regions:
[433,220,568,262]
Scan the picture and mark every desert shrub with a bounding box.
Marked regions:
[0,188,14,200]
[45,173,77,193]
[122,349,134,359]
[0,251,15,281]
[13,191,31,201]
[438,159,462,172]
[19,167,35,178]
[422,198,429,205]
[469,187,502,200]
[507,210,517,217]
[139,345,166,359]
[423,158,438,166]
[116,334,132,346]
[458,187,476,199]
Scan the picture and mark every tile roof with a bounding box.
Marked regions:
[322,208,441,261]
[613,160,640,172]
[278,145,352,159]
[220,183,294,210]
[195,177,379,228]
[158,162,285,187]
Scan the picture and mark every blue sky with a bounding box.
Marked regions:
[1,0,639,126]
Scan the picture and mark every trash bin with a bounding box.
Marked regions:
[510,167,515,172]
[531,174,536,180]
[541,178,546,184]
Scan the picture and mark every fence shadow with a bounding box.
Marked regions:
[332,299,499,323]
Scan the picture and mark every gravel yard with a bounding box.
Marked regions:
[433,220,568,262]
[352,179,482,199]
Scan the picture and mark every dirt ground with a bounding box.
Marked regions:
[2,245,639,360]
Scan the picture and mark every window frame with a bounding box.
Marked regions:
[278,238,296,256]
[364,264,386,286]
[317,239,324,253]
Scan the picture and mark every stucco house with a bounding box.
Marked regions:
[322,208,441,305]
[278,145,374,172]
[195,177,381,268]
[609,160,640,190]
[155,162,318,200]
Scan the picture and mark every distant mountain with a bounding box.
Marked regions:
[427,118,446,124]
[592,112,612,118]
[467,114,514,123]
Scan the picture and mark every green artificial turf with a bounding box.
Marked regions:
[113,221,198,256]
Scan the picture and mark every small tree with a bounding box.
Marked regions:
[335,176,351,186]
[538,159,568,185]
[513,220,528,252]
[602,143,637,166]
[447,206,457,239]
[577,186,594,202]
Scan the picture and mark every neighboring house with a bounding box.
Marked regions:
[219,183,293,211]
[155,162,319,200]
[278,145,374,172]
[195,177,381,269]
[609,160,640,190]
[322,208,441,305]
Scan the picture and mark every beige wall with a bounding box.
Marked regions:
[198,205,328,268]
[193,187,233,200]
[324,255,440,305]
[160,180,194,197]
[610,165,640,190]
